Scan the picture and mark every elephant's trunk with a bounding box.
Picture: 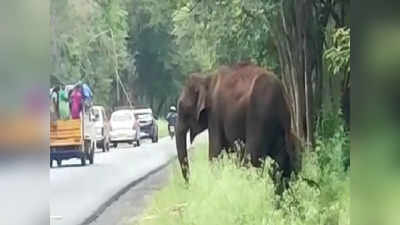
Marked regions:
[175,118,189,182]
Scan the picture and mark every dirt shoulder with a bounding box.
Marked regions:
[87,165,172,225]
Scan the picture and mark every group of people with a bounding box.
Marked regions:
[50,82,93,122]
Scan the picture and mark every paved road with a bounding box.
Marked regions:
[50,135,188,225]
[87,131,208,225]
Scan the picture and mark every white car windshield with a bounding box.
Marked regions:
[136,113,152,120]
[112,112,132,122]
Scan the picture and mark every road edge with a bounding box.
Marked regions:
[79,156,178,225]
[79,133,198,225]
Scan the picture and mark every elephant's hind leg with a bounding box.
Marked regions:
[245,118,280,168]
[245,131,269,167]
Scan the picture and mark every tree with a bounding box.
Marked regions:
[125,0,188,116]
[171,0,349,145]
[172,0,279,70]
[324,27,350,126]
[50,0,132,109]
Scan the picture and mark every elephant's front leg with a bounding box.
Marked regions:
[208,121,223,161]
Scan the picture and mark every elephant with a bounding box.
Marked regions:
[175,62,301,182]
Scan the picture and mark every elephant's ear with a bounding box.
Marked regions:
[195,86,207,122]
[194,77,209,122]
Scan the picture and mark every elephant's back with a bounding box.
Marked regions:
[220,63,288,125]
[211,63,282,141]
[246,69,291,134]
[214,64,278,103]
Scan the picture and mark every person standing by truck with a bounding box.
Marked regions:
[82,83,93,112]
[50,86,60,122]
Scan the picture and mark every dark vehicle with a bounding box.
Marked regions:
[133,107,158,143]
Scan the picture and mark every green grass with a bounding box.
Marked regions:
[157,119,169,138]
[136,114,350,225]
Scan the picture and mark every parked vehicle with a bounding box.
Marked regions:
[91,106,110,152]
[50,105,96,167]
[133,107,158,143]
[109,109,141,147]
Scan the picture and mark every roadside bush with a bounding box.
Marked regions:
[135,113,349,225]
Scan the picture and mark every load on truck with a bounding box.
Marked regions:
[49,82,96,167]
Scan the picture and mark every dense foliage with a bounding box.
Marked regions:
[51,0,131,107]
[325,28,351,77]
[170,0,350,144]
[51,0,350,128]
[172,0,279,70]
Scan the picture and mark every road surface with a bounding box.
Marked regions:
[50,135,189,225]
[87,131,208,225]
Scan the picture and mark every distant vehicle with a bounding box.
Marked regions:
[109,109,141,147]
[133,107,158,143]
[91,106,110,152]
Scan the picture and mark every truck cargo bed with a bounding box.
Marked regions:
[50,119,82,147]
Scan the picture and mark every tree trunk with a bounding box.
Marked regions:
[271,0,320,147]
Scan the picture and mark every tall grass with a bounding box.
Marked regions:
[136,112,349,225]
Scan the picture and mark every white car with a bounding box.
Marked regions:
[91,106,110,152]
[109,109,141,147]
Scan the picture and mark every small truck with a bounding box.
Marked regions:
[50,105,96,167]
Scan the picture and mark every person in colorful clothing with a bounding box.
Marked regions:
[70,85,83,119]
[58,88,70,120]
